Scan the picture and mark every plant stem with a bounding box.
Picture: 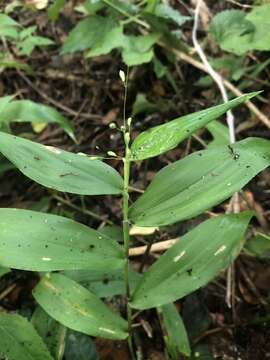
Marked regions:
[121,65,135,359]
[123,150,135,359]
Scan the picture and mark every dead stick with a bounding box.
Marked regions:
[129,238,177,257]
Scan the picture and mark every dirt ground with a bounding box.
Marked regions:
[0,1,269,359]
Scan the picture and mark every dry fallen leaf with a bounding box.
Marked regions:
[129,225,159,236]
[25,0,48,9]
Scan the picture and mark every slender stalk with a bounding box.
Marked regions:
[123,66,129,131]
[121,67,136,359]
[122,153,135,359]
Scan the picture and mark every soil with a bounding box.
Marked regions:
[0,1,269,359]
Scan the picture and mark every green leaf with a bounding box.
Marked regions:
[31,307,66,360]
[19,25,37,39]
[0,14,19,28]
[17,35,54,56]
[210,5,270,55]
[159,303,191,358]
[130,137,270,226]
[130,212,253,309]
[0,208,124,272]
[121,33,160,66]
[64,330,99,360]
[145,0,160,13]
[122,48,154,66]
[33,273,128,340]
[86,25,126,58]
[0,313,53,360]
[210,54,245,81]
[130,92,258,161]
[0,14,20,39]
[61,15,116,54]
[79,0,105,14]
[206,120,230,148]
[0,132,123,195]
[154,4,190,26]
[153,56,167,78]
[245,5,270,51]
[48,0,66,21]
[99,224,123,242]
[0,99,74,140]
[209,10,254,55]
[132,93,160,116]
[0,58,32,72]
[245,232,270,258]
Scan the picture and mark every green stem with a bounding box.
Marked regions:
[123,144,135,359]
[102,0,149,28]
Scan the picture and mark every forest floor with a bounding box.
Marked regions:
[0,1,269,359]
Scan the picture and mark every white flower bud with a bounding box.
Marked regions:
[119,70,125,83]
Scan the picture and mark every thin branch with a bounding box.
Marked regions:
[192,0,236,143]
[17,70,101,120]
[192,0,241,310]
[129,239,177,257]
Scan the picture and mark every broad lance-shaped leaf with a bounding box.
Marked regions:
[33,273,128,340]
[159,303,191,358]
[130,137,270,226]
[0,208,124,272]
[130,92,259,160]
[31,306,67,360]
[0,99,75,140]
[0,132,123,195]
[130,212,253,310]
[0,313,53,360]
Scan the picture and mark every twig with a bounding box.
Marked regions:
[52,194,113,225]
[192,0,235,143]
[0,283,17,301]
[238,260,268,306]
[128,185,144,194]
[193,324,235,344]
[17,70,102,120]
[129,238,177,257]
[226,0,253,8]
[192,0,240,310]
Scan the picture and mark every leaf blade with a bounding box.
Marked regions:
[31,306,66,360]
[130,137,270,226]
[130,212,253,309]
[0,208,124,272]
[159,303,191,358]
[0,99,74,140]
[0,132,123,195]
[0,313,53,360]
[130,92,259,160]
[61,16,116,54]
[33,274,128,340]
